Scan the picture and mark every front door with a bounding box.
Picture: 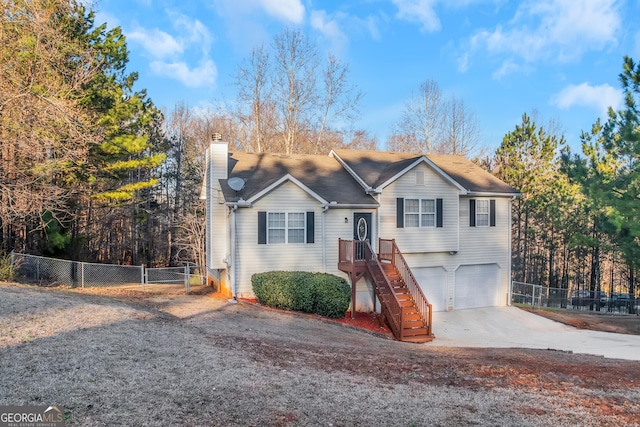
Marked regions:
[353,213,372,259]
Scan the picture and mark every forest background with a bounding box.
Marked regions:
[2,1,639,309]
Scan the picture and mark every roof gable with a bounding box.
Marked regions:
[220,152,379,206]
[332,149,518,195]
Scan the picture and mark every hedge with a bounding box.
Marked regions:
[251,271,351,318]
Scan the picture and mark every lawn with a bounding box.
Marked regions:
[1,283,639,426]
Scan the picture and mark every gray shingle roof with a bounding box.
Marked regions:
[332,149,519,195]
[220,150,518,204]
[221,152,379,205]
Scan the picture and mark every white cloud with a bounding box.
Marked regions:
[259,0,305,24]
[171,15,214,56]
[311,10,349,53]
[492,60,520,79]
[457,52,469,72]
[213,0,305,24]
[551,82,623,116]
[366,16,381,41]
[150,60,218,88]
[392,0,441,32]
[471,0,621,64]
[127,27,184,59]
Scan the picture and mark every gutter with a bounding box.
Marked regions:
[466,191,521,197]
[226,199,252,208]
[325,203,380,209]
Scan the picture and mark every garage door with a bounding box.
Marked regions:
[412,267,447,312]
[455,264,502,310]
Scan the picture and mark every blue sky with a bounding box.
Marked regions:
[94,0,640,154]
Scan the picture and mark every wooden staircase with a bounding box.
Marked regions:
[380,263,432,343]
[338,238,434,343]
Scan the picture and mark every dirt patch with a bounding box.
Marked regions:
[2,283,640,426]
[238,297,393,336]
[520,306,640,335]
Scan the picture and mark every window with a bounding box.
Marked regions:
[267,213,286,243]
[259,212,314,244]
[396,198,442,228]
[476,200,489,227]
[469,199,495,227]
[287,212,305,243]
[405,199,436,228]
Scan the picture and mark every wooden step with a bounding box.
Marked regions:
[402,313,422,322]
[402,305,419,313]
[402,327,429,337]
[402,334,435,343]
[403,321,425,330]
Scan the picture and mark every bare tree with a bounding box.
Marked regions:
[388,80,443,154]
[234,45,274,153]
[442,96,481,156]
[315,54,363,153]
[271,28,319,154]
[343,130,377,151]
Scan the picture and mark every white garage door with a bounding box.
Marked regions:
[455,264,502,310]
[412,267,447,312]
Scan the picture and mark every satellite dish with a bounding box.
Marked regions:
[227,177,246,192]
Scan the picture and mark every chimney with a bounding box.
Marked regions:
[209,134,228,186]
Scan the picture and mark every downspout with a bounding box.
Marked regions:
[322,204,329,272]
[507,196,515,306]
[376,194,381,253]
[230,204,238,302]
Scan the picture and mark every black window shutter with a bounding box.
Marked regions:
[469,199,476,227]
[490,200,496,227]
[436,198,443,228]
[258,211,267,244]
[306,212,315,243]
[396,198,404,228]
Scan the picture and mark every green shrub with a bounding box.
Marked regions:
[0,252,13,282]
[252,271,350,318]
[311,273,351,318]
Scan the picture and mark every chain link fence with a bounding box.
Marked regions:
[145,265,205,294]
[10,252,205,294]
[512,281,639,314]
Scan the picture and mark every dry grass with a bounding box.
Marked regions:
[1,282,639,426]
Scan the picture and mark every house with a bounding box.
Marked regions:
[203,142,519,341]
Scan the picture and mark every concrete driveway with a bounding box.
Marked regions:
[429,306,640,361]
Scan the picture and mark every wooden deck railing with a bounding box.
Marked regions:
[363,241,403,338]
[338,239,404,338]
[379,238,433,337]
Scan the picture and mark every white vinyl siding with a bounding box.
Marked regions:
[205,143,229,269]
[234,181,323,296]
[380,163,458,253]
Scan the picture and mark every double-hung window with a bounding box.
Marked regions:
[475,200,490,227]
[469,199,495,227]
[267,212,305,244]
[405,199,436,228]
